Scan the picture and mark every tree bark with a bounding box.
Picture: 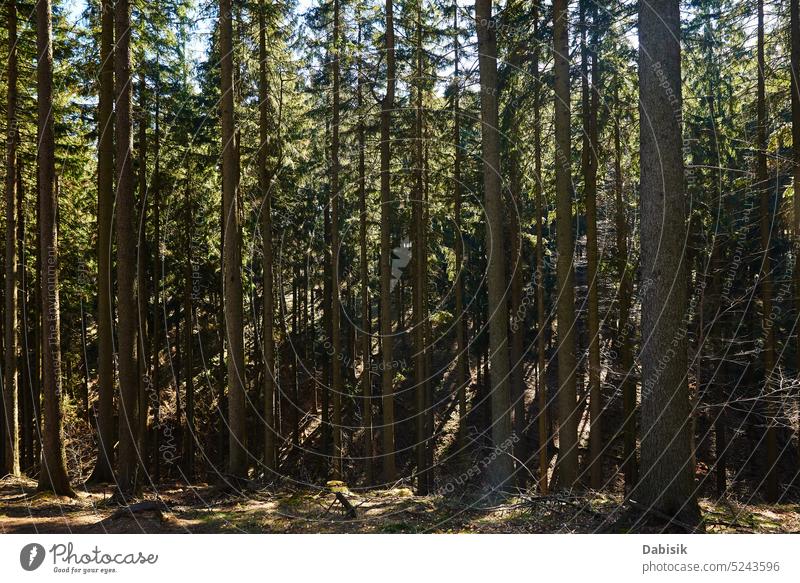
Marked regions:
[791,0,800,476]
[37,0,75,497]
[756,0,778,503]
[18,159,31,470]
[637,0,699,522]
[151,68,162,481]
[330,0,343,479]
[379,0,397,483]
[356,15,374,485]
[32,184,42,469]
[183,176,195,477]
[553,0,578,489]
[258,0,276,476]
[413,0,431,495]
[452,4,468,453]
[115,0,141,495]
[503,17,525,488]
[89,0,115,484]
[581,0,602,490]
[614,84,637,491]
[136,72,150,479]
[3,0,20,477]
[322,197,332,458]
[220,0,247,477]
[476,0,513,491]
[531,9,549,495]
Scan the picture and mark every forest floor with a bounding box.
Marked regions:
[2,475,799,534]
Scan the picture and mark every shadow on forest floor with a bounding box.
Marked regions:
[2,475,799,534]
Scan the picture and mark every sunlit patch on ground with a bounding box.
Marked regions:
[3,476,797,534]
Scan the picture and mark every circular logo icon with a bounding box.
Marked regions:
[20,543,46,571]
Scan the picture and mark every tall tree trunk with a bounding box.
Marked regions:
[637,0,699,523]
[614,85,637,491]
[330,0,343,479]
[504,26,525,488]
[532,10,549,495]
[413,0,430,495]
[152,71,163,481]
[136,72,150,479]
[32,188,42,469]
[148,66,163,482]
[292,277,300,446]
[423,137,434,478]
[183,178,195,477]
[452,4,468,452]
[37,0,74,497]
[356,16,374,484]
[322,200,332,457]
[220,0,247,477]
[89,0,115,484]
[553,0,578,489]
[379,0,397,483]
[756,0,778,503]
[258,0,276,475]
[115,0,140,495]
[3,0,20,477]
[581,0,602,490]
[791,0,800,474]
[508,157,524,485]
[698,50,725,496]
[18,160,31,470]
[80,299,89,422]
[476,0,513,491]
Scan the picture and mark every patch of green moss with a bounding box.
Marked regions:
[379,521,416,533]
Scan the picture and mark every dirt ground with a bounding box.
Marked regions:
[2,475,799,534]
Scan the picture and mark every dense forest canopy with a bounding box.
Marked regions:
[1,0,800,533]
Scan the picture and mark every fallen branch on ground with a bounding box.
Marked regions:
[110,500,169,520]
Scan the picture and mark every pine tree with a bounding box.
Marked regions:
[532,4,548,495]
[356,11,374,484]
[37,0,75,497]
[637,0,699,524]
[756,0,778,503]
[792,0,800,475]
[330,0,343,479]
[379,0,397,483]
[553,0,578,489]
[451,1,468,452]
[220,0,247,478]
[3,0,20,478]
[258,0,277,475]
[412,0,431,495]
[476,0,513,491]
[581,0,602,490]
[115,0,141,495]
[89,0,116,485]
